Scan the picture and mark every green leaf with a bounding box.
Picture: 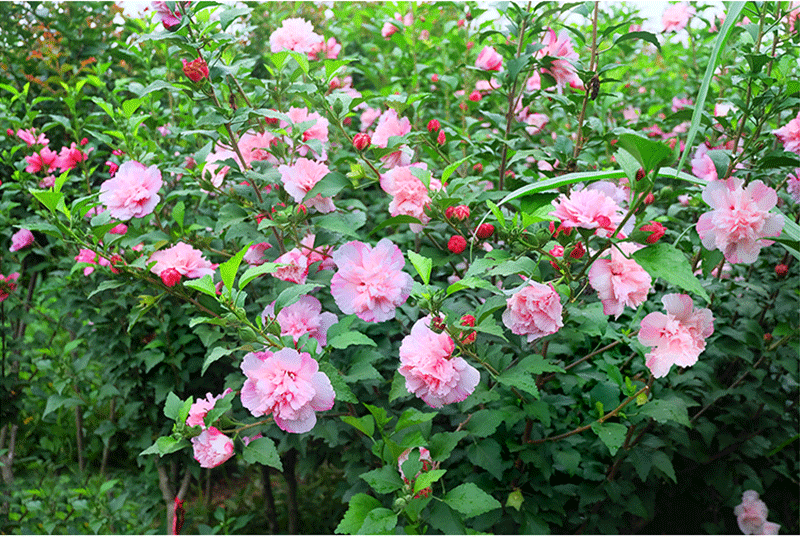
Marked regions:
[315,210,367,239]
[407,250,432,285]
[414,469,446,493]
[328,331,377,349]
[614,31,660,51]
[360,466,405,494]
[428,431,468,462]
[183,274,218,297]
[335,493,382,534]
[319,362,357,403]
[121,98,143,119]
[632,244,710,302]
[485,200,506,228]
[88,280,126,299]
[202,346,235,376]
[637,397,691,427]
[443,483,501,519]
[615,131,674,174]
[465,409,505,437]
[368,214,424,237]
[275,283,324,311]
[203,390,237,427]
[172,201,185,230]
[441,155,473,185]
[506,489,524,512]
[364,404,393,429]
[341,415,375,438]
[358,508,397,535]
[591,422,628,457]
[238,262,279,289]
[163,392,183,420]
[303,171,349,202]
[394,409,437,432]
[652,451,676,483]
[220,243,251,292]
[31,189,67,216]
[242,437,283,471]
[446,276,502,296]
[42,395,83,419]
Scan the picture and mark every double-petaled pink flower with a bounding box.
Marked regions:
[475,46,503,71]
[588,242,652,319]
[54,142,89,172]
[186,389,235,428]
[662,2,696,32]
[10,228,34,252]
[552,188,625,232]
[638,294,714,378]
[380,163,442,232]
[734,491,780,535]
[269,17,323,55]
[191,427,234,469]
[330,239,413,323]
[239,348,335,433]
[272,248,309,284]
[502,281,564,342]
[149,242,216,284]
[278,158,334,213]
[24,147,58,174]
[696,178,784,264]
[774,110,800,154]
[398,316,480,408]
[537,28,582,93]
[99,161,163,220]
[261,295,337,348]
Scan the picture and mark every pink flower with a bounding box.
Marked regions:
[239,348,335,433]
[269,17,323,55]
[537,28,582,93]
[110,223,128,235]
[9,228,34,252]
[99,161,163,220]
[662,3,696,32]
[299,233,335,272]
[786,168,800,202]
[398,317,480,408]
[360,107,382,132]
[151,1,182,29]
[691,144,719,182]
[16,128,49,147]
[330,239,413,323]
[149,242,216,280]
[105,161,118,176]
[588,242,652,319]
[0,272,20,302]
[278,158,334,213]
[191,427,234,468]
[734,491,779,535]
[371,108,412,149]
[202,148,238,188]
[186,389,235,428]
[261,295,337,348]
[696,178,784,264]
[243,241,273,266]
[309,37,341,60]
[475,46,503,71]
[182,57,209,82]
[380,164,442,232]
[283,107,329,158]
[552,188,625,232]
[238,130,277,167]
[54,142,88,172]
[398,447,434,482]
[640,221,666,244]
[638,294,714,378]
[623,106,640,122]
[502,281,564,342]
[671,96,693,113]
[774,111,800,154]
[24,147,58,174]
[272,248,309,284]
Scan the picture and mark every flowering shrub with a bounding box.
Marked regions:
[0,0,798,536]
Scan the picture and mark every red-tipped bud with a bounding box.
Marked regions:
[448,204,470,221]
[460,314,476,327]
[182,57,209,82]
[643,192,655,205]
[80,137,89,146]
[636,168,645,181]
[160,267,182,287]
[430,316,446,333]
[476,223,494,239]
[264,116,279,125]
[569,242,585,259]
[437,129,446,145]
[764,333,773,343]
[775,264,788,277]
[473,162,483,173]
[427,119,441,133]
[448,235,467,254]
[353,133,371,150]
[459,314,476,344]
[296,204,307,216]
[504,170,515,179]
[6,129,14,137]
[640,221,666,244]
[468,90,482,102]
[466,41,474,50]
[431,73,439,83]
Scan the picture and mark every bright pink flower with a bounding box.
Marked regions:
[151,1,182,29]
[371,108,412,149]
[75,248,101,276]
[671,96,693,113]
[238,130,277,167]
[734,491,780,535]
[588,242,652,319]
[110,223,128,235]
[105,161,119,176]
[99,161,163,220]
[538,28,582,93]
[149,242,216,280]
[380,164,443,232]
[360,107,382,132]
[186,389,235,428]
[502,281,564,342]
[787,168,800,202]
[299,233,335,272]
[10,228,34,252]
[662,2,696,32]
[191,427,234,468]
[552,188,624,232]
[278,158,334,213]
[475,46,503,71]
[261,295,337,348]
[399,316,480,408]
[270,17,323,55]
[774,111,800,154]
[54,142,89,172]
[24,147,58,174]
[0,272,20,302]
[640,221,666,243]
[330,239,413,323]
[244,241,273,266]
[272,248,309,284]
[239,348,335,433]
[16,128,49,147]
[638,294,714,378]
[696,178,784,264]
[309,37,341,60]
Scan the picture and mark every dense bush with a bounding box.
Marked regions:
[1,0,798,535]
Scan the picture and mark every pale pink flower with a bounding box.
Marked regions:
[398,316,481,408]
[526,71,541,92]
[238,130,277,167]
[270,17,323,55]
[24,147,58,174]
[272,248,309,284]
[774,111,800,154]
[397,447,434,482]
[671,96,693,113]
[203,148,238,188]
[186,389,234,428]
[502,281,564,342]
[261,295,337,347]
[9,228,34,252]
[691,144,719,181]
[309,37,341,60]
[149,242,216,280]
[278,158,334,213]
[371,108,412,149]
[588,242,652,319]
[99,161,163,220]
[638,294,714,378]
[758,522,781,535]
[552,188,625,232]
[300,233,335,272]
[283,107,329,159]
[475,46,503,71]
[239,348,335,433]
[191,427,234,468]
[54,142,89,172]
[151,1,181,29]
[330,239,413,323]
[734,491,779,535]
[380,164,443,232]
[39,175,56,188]
[786,168,800,202]
[16,128,49,147]
[382,20,399,38]
[662,3,696,32]
[243,241,273,266]
[360,107,382,132]
[714,103,734,117]
[696,178,784,264]
[622,106,640,122]
[537,28,582,93]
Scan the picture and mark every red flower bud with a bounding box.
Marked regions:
[353,133,371,150]
[775,264,788,277]
[437,129,446,145]
[296,204,307,216]
[444,206,455,219]
[640,221,666,244]
[80,137,89,146]
[448,204,470,221]
[468,90,482,102]
[431,73,439,83]
[460,314,476,327]
[448,235,467,254]
[427,119,441,133]
[476,223,494,239]
[160,267,182,287]
[182,57,209,82]
[473,162,483,173]
[6,129,14,137]
[459,313,476,344]
[504,169,515,179]
[636,168,645,181]
[264,116,279,125]
[764,333,773,343]
[430,316,446,332]
[569,242,585,259]
[643,192,655,205]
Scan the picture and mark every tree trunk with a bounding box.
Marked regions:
[260,465,279,534]
[282,448,299,534]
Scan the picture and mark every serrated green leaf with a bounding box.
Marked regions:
[414,469,446,493]
[202,346,235,376]
[220,242,251,292]
[163,392,183,420]
[335,493,382,535]
[407,250,432,285]
[183,274,218,297]
[360,466,405,494]
[591,422,628,456]
[328,331,377,349]
[632,244,710,302]
[341,415,375,438]
[357,507,397,535]
[242,436,282,471]
[443,483,501,519]
[637,397,691,427]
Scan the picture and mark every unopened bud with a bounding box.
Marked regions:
[569,242,585,259]
[636,168,645,181]
[437,129,446,145]
[427,119,441,133]
[160,268,182,287]
[775,264,788,278]
[352,133,371,150]
[448,235,467,254]
[476,223,494,239]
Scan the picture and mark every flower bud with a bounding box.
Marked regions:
[569,242,585,259]
[182,57,209,83]
[447,235,467,254]
[775,264,788,278]
[427,119,441,133]
[763,333,773,343]
[437,129,446,145]
[449,204,470,221]
[473,162,483,173]
[430,316,447,333]
[643,192,655,205]
[468,90,482,102]
[460,314,476,327]
[352,133,371,150]
[431,73,439,83]
[476,223,494,239]
[639,221,666,244]
[636,168,646,181]
[160,267,182,287]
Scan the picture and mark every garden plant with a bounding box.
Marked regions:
[0,0,798,536]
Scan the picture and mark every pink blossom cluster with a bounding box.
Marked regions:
[269,17,323,55]
[261,295,337,349]
[502,281,564,342]
[696,178,784,264]
[662,2,696,32]
[588,242,652,319]
[371,109,412,167]
[734,491,780,535]
[149,242,216,287]
[99,161,164,220]
[240,348,335,433]
[0,272,20,302]
[638,294,714,378]
[398,316,480,408]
